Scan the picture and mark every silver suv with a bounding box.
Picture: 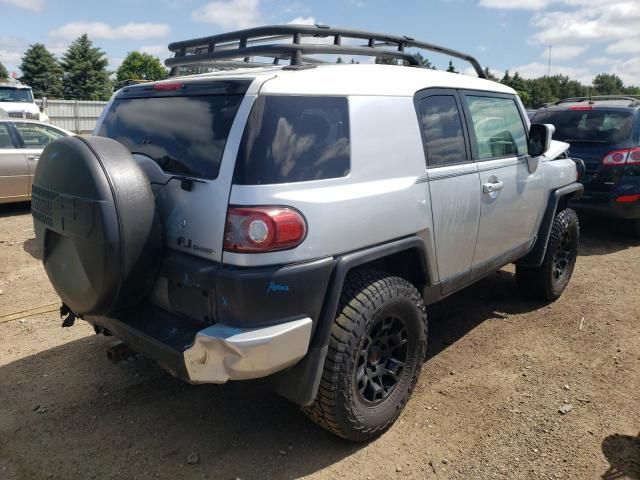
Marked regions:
[31,25,583,441]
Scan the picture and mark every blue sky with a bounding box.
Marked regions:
[1,0,639,85]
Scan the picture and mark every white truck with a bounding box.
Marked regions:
[0,79,49,123]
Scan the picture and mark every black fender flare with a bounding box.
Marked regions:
[272,236,431,406]
[517,182,584,268]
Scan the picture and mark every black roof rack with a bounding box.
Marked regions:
[165,24,486,78]
[552,95,640,106]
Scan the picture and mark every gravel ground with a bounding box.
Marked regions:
[0,202,638,480]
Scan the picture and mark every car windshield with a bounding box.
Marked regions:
[0,87,34,103]
[533,109,634,144]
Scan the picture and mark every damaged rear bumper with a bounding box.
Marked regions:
[87,304,313,384]
[184,318,312,383]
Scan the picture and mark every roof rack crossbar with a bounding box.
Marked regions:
[165,24,486,78]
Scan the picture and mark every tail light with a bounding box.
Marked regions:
[602,148,640,166]
[224,206,307,253]
[616,194,640,203]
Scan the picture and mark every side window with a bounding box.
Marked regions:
[14,123,65,148]
[464,96,528,160]
[419,95,467,167]
[235,96,350,185]
[0,125,15,149]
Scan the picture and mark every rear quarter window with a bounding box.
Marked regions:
[234,96,350,185]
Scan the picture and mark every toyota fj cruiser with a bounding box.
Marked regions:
[31,25,583,441]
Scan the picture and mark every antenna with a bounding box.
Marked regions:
[547,45,552,76]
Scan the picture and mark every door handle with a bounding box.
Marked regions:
[27,155,40,161]
[483,180,504,194]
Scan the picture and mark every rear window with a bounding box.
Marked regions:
[533,109,635,144]
[234,96,350,185]
[98,94,243,179]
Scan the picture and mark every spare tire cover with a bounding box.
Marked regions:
[31,135,161,316]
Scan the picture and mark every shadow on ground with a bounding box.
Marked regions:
[579,214,640,257]
[0,202,30,218]
[0,268,551,480]
[601,432,640,480]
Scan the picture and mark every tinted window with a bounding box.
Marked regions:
[15,123,66,148]
[464,96,528,160]
[98,95,243,179]
[0,125,14,149]
[235,96,350,185]
[419,95,467,166]
[532,109,634,145]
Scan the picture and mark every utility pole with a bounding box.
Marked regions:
[547,45,552,76]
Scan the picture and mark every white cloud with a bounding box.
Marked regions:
[539,45,586,60]
[288,16,316,25]
[139,45,171,57]
[479,0,552,9]
[586,57,616,66]
[50,22,170,41]
[0,0,43,12]
[606,38,640,54]
[192,0,261,29]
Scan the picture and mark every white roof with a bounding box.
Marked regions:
[173,64,515,97]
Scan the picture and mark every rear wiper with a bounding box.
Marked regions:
[131,151,205,191]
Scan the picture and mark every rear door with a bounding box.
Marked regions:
[96,79,254,263]
[13,122,68,195]
[416,89,481,292]
[460,91,545,272]
[0,123,29,201]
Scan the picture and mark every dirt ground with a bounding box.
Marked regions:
[0,202,638,480]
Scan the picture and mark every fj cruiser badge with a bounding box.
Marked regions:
[177,237,215,255]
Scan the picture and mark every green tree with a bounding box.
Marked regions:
[19,43,63,98]
[116,51,167,83]
[375,56,399,65]
[0,60,8,79]
[413,52,436,69]
[336,56,344,64]
[60,34,112,100]
[446,60,458,73]
[500,70,512,86]
[592,73,624,95]
[483,67,498,81]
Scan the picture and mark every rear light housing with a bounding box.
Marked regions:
[569,105,593,111]
[153,81,184,91]
[602,148,640,166]
[224,206,307,253]
[616,194,640,203]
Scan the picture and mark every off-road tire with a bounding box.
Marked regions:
[303,270,427,442]
[516,208,579,301]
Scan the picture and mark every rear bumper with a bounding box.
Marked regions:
[88,306,313,384]
[184,318,312,383]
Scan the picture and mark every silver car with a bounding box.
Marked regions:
[0,119,71,204]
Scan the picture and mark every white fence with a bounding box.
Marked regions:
[35,98,108,134]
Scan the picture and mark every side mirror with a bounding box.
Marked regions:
[526,123,555,173]
[528,123,554,157]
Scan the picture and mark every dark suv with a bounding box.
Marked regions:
[532,96,640,235]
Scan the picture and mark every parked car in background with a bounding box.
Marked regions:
[0,119,71,204]
[532,96,640,235]
[0,79,49,123]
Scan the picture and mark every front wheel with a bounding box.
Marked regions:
[516,208,579,301]
[303,270,427,441]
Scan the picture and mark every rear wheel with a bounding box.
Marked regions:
[303,270,427,441]
[516,208,579,301]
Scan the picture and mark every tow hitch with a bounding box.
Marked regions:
[106,340,136,364]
